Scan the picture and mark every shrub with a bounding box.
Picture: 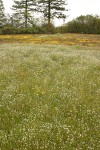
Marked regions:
[1,26,17,34]
[63,15,100,34]
[41,23,56,34]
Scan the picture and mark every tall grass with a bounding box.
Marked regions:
[0,44,100,150]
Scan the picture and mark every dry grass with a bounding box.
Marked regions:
[0,33,100,47]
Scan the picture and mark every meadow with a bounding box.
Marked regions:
[0,34,100,150]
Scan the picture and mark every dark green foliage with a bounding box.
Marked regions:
[12,0,37,28]
[16,26,42,34]
[1,25,17,34]
[1,25,43,34]
[37,0,67,28]
[41,23,56,34]
[63,15,100,34]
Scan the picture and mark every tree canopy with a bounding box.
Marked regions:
[12,0,37,27]
[37,0,67,27]
[0,0,6,27]
[65,15,100,34]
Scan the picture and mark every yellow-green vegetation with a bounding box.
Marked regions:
[0,33,100,46]
[0,36,100,149]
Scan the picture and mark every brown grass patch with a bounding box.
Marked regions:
[0,34,100,47]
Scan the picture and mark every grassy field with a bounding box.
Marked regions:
[0,34,100,149]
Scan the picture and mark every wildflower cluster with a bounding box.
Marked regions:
[0,44,100,149]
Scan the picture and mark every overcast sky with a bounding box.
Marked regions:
[3,0,100,26]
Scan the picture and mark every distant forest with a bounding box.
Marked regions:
[0,0,100,34]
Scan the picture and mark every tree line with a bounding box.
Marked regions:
[0,0,67,33]
[0,0,100,34]
[58,15,100,34]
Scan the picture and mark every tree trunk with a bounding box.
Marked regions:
[25,0,28,28]
[48,0,51,28]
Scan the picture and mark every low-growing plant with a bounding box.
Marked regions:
[0,44,100,150]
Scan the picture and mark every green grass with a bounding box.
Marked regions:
[0,44,100,150]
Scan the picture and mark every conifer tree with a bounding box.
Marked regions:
[12,0,37,28]
[0,0,6,27]
[37,0,68,27]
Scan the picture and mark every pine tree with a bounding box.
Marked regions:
[0,0,6,27]
[12,0,37,28]
[37,0,68,27]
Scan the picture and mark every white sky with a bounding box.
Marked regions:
[3,0,100,26]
